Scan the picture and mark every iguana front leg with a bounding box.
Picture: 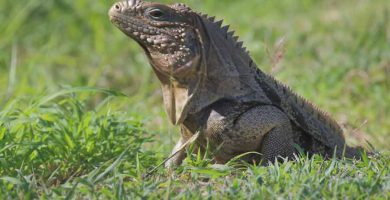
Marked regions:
[165,136,187,168]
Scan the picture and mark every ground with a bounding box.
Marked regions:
[0,0,389,199]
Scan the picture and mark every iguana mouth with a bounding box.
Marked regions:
[109,13,175,51]
[109,14,160,36]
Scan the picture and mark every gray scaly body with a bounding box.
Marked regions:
[108,0,364,166]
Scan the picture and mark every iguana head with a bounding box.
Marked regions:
[109,0,269,125]
[109,0,201,80]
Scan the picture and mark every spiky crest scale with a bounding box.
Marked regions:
[227,31,235,38]
[237,41,244,48]
[208,16,216,22]
[215,20,223,27]
[173,3,192,14]
[221,25,230,34]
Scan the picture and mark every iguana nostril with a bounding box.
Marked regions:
[114,4,121,11]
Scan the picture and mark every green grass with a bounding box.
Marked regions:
[0,0,389,199]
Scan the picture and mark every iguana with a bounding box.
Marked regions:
[108,0,364,166]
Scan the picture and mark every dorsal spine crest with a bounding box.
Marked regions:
[199,13,251,56]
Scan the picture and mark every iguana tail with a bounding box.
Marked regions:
[343,146,365,159]
[293,129,365,159]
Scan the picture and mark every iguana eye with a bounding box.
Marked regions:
[146,8,166,20]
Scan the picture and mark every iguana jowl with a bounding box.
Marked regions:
[109,0,363,166]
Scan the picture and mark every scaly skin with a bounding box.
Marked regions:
[109,0,364,167]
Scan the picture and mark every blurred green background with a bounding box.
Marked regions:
[0,0,389,151]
